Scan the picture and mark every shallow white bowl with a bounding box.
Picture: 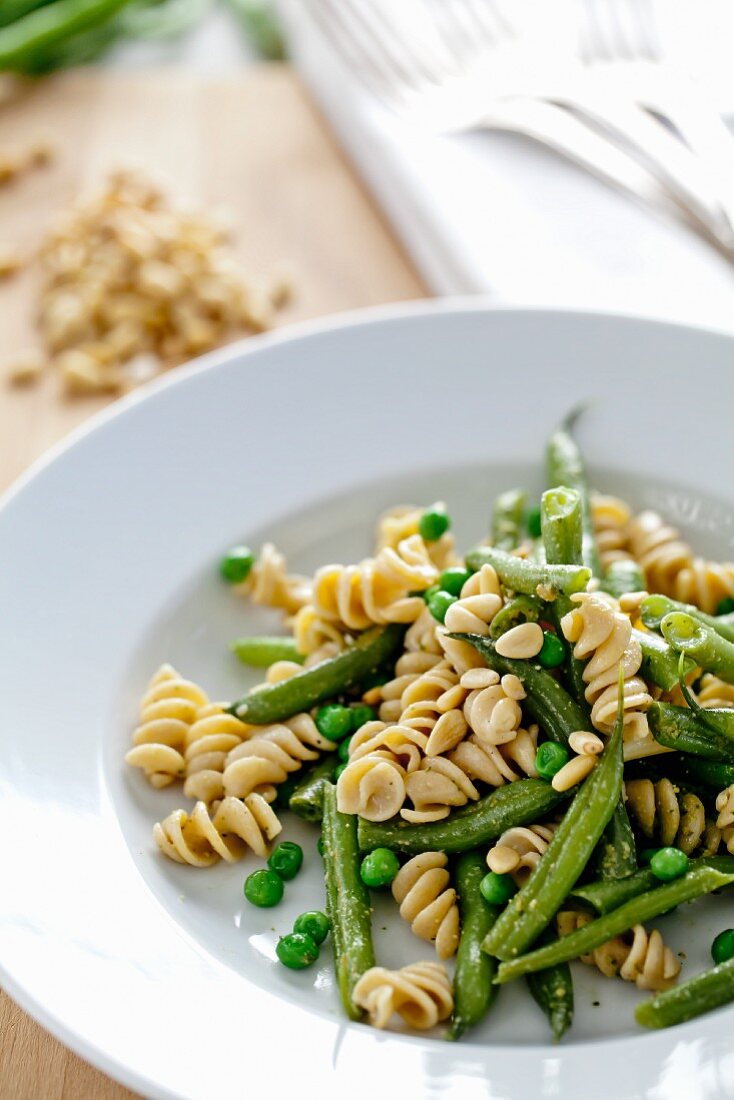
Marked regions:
[2,301,734,1100]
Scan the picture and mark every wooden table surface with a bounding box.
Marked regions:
[0,64,426,1100]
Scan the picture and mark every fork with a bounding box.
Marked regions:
[304,0,733,258]
[579,0,734,246]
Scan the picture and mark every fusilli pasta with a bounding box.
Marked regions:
[336,754,406,821]
[591,494,633,569]
[153,794,281,866]
[182,703,253,803]
[391,852,459,959]
[223,713,332,800]
[486,821,557,883]
[625,777,715,855]
[698,674,734,709]
[715,784,734,853]
[125,664,208,787]
[557,911,681,991]
[352,961,453,1030]
[241,542,311,616]
[627,511,734,614]
[374,504,457,570]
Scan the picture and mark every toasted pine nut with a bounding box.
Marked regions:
[568,730,605,756]
[619,591,649,615]
[460,668,500,690]
[500,673,526,700]
[487,845,521,874]
[495,621,544,660]
[551,754,597,792]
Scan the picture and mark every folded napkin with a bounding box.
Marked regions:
[279,0,734,331]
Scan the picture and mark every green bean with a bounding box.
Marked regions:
[488,594,543,640]
[541,487,583,567]
[0,0,52,30]
[570,855,734,915]
[448,851,500,1040]
[357,778,568,855]
[491,488,527,551]
[228,624,404,724]
[595,799,637,880]
[288,753,338,822]
[648,702,734,762]
[230,635,304,668]
[602,559,646,599]
[540,487,590,719]
[483,676,624,961]
[666,755,734,791]
[526,942,574,1042]
[495,865,734,984]
[661,612,734,683]
[642,594,734,644]
[451,633,587,747]
[322,783,376,1020]
[635,629,696,691]
[546,409,602,577]
[0,0,133,68]
[465,547,590,598]
[636,957,734,1029]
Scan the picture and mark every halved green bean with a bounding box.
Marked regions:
[452,633,587,747]
[648,702,734,762]
[465,547,591,598]
[602,559,646,599]
[0,0,132,67]
[642,594,734,644]
[636,957,734,1029]
[595,799,637,881]
[483,676,624,961]
[492,489,527,551]
[357,778,568,855]
[526,946,574,1042]
[495,865,734,984]
[230,635,304,668]
[288,754,338,822]
[667,755,734,790]
[661,612,734,683]
[546,410,602,577]
[448,851,500,1040]
[488,594,543,640]
[322,783,376,1020]
[570,855,734,915]
[228,624,404,724]
[541,487,583,567]
[636,629,696,691]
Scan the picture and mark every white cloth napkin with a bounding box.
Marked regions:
[279,0,734,331]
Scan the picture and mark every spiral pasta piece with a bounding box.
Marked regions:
[348,721,428,772]
[183,702,255,803]
[403,606,444,658]
[557,911,681,992]
[697,675,734,709]
[625,777,714,855]
[223,713,332,800]
[241,542,311,616]
[561,591,652,738]
[125,664,209,787]
[153,794,281,866]
[486,822,558,884]
[372,650,444,723]
[591,494,633,569]
[374,504,458,570]
[449,726,540,788]
[291,604,348,659]
[392,852,460,959]
[443,564,503,635]
[336,754,407,821]
[313,534,439,632]
[352,961,453,1031]
[402,757,480,823]
[715,784,734,853]
[462,678,523,747]
[627,511,734,614]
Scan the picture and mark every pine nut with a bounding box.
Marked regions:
[500,673,526,700]
[495,621,544,659]
[568,730,605,756]
[551,754,597,792]
[487,845,521,874]
[460,668,500,690]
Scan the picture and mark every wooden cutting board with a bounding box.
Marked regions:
[0,64,426,1100]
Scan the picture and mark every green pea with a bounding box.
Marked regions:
[650,847,689,882]
[220,544,255,584]
[349,704,377,732]
[537,631,565,669]
[360,847,400,888]
[422,583,440,605]
[244,868,284,907]
[717,597,734,616]
[315,704,353,741]
[276,931,319,970]
[419,505,451,542]
[711,928,734,964]
[267,841,303,881]
[293,910,331,946]
[333,763,347,781]
[526,507,542,539]
[427,589,458,624]
[480,871,518,905]
[438,567,472,597]
[535,741,569,781]
[638,848,662,866]
[338,737,353,763]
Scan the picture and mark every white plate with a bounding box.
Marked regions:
[2,301,734,1100]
